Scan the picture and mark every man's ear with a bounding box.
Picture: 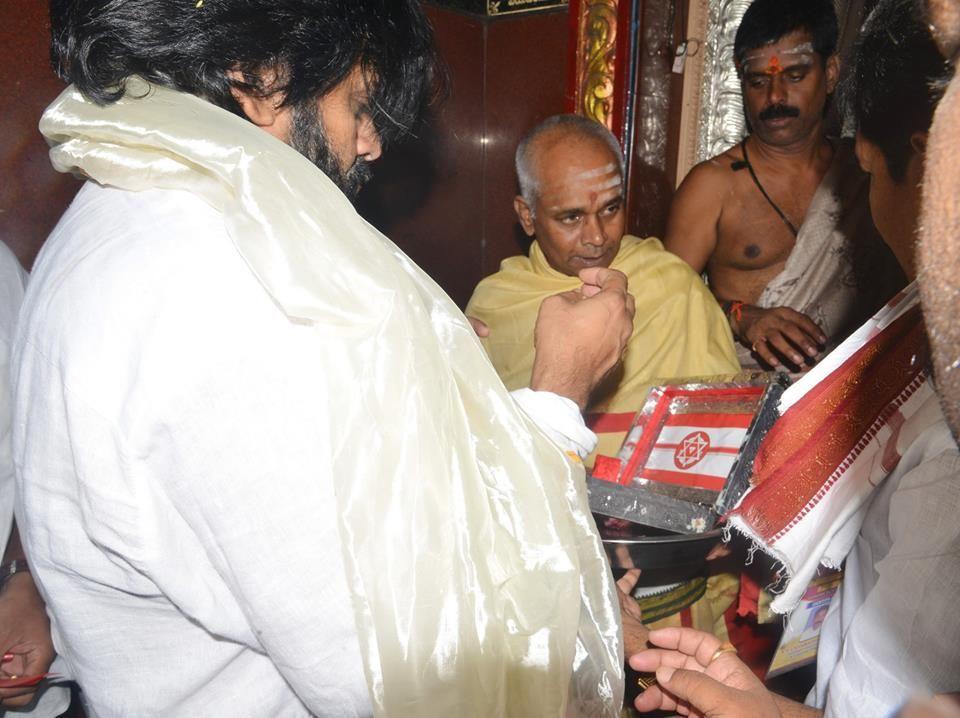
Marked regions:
[854,131,874,174]
[825,54,841,94]
[514,196,537,237]
[911,131,929,157]
[908,131,929,183]
[226,68,290,138]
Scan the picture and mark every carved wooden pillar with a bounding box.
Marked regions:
[566,0,635,141]
[567,0,687,237]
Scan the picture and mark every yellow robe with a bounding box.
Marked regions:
[467,236,740,461]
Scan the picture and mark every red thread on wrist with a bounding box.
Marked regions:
[723,300,745,323]
[730,301,745,323]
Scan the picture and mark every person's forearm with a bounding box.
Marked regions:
[1,521,38,604]
[2,521,25,563]
[772,693,822,718]
[529,364,591,411]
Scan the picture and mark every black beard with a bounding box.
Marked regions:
[290,102,373,201]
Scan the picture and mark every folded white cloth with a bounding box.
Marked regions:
[728,283,942,613]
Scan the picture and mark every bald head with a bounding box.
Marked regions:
[512,115,627,276]
[516,114,625,210]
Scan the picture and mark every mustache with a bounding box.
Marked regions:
[759,104,801,121]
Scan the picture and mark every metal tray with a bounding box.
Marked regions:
[598,518,723,586]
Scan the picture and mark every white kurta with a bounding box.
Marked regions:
[13,181,596,717]
[807,420,960,716]
[0,240,70,718]
[0,241,26,557]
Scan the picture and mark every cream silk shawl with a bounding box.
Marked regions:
[39,80,623,717]
[466,237,740,461]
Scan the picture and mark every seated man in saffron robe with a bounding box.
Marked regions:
[467,114,744,647]
[466,114,740,464]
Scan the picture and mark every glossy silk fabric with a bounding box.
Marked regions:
[39,80,623,716]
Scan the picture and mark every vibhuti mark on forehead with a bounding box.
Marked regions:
[570,162,619,180]
[567,165,622,193]
[590,174,624,192]
[743,42,816,74]
[543,166,623,210]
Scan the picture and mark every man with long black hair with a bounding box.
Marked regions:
[665,0,902,372]
[11,2,637,715]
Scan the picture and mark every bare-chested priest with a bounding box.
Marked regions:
[665,0,903,370]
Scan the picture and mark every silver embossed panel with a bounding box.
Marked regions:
[696,0,754,163]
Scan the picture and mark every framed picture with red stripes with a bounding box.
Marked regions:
[589,374,788,534]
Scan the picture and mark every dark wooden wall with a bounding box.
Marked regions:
[358,5,571,308]
[0,3,78,270]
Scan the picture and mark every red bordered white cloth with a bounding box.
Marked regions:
[642,413,753,492]
[726,283,943,613]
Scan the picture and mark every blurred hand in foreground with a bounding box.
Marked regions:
[629,626,780,718]
[0,572,56,708]
[616,569,647,656]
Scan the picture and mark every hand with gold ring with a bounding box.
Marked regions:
[629,627,781,717]
[708,641,738,665]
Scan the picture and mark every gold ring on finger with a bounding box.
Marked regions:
[637,673,658,690]
[708,642,737,665]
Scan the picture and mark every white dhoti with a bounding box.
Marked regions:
[739,142,904,368]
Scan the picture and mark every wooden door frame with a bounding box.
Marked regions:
[565,0,637,145]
